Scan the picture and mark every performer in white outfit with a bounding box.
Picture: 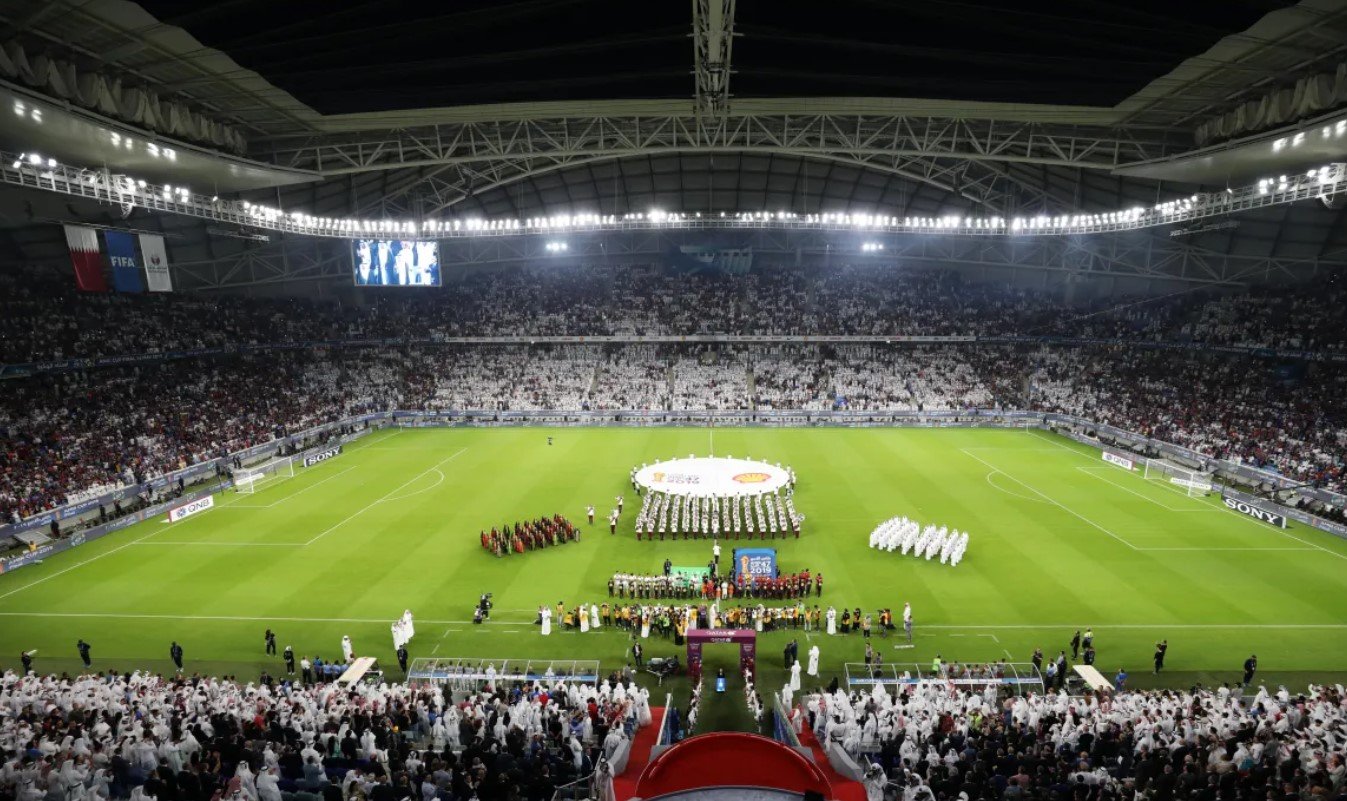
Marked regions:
[341,635,354,662]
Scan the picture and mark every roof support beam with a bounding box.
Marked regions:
[692,0,737,139]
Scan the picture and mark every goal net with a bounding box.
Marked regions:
[234,456,295,494]
[1142,458,1213,497]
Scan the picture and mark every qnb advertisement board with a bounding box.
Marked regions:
[353,239,441,286]
[167,494,214,523]
[1101,451,1135,470]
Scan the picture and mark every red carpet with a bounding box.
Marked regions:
[798,726,868,801]
[613,707,663,800]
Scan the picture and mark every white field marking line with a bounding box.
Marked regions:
[344,427,402,452]
[0,611,539,625]
[0,530,162,602]
[1140,547,1316,551]
[304,448,467,546]
[4,610,1347,631]
[1004,649,1014,659]
[431,644,441,655]
[381,469,445,503]
[1030,430,1347,561]
[1074,467,1209,513]
[963,446,1067,453]
[133,541,302,546]
[984,470,1050,504]
[216,465,358,510]
[960,449,1140,550]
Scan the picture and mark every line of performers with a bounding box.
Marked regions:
[634,491,803,539]
[608,570,822,599]
[537,601,888,642]
[869,516,969,566]
[480,514,578,556]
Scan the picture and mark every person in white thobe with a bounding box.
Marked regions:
[540,608,552,636]
[790,660,802,692]
[826,607,837,636]
[340,636,354,662]
[807,645,820,677]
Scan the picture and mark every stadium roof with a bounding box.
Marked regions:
[0,0,1344,288]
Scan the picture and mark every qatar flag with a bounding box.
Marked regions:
[63,224,107,292]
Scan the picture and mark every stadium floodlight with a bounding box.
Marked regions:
[545,241,568,252]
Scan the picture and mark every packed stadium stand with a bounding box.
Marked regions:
[3,1,1347,801]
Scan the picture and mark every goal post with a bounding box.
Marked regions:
[234,456,295,494]
[1142,458,1213,497]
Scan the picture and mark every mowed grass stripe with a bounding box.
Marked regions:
[0,427,1344,688]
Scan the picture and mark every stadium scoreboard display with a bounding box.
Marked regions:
[353,239,442,286]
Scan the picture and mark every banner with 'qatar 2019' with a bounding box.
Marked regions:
[353,239,441,287]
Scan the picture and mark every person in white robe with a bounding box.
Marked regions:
[540,608,552,636]
[590,604,600,629]
[340,636,354,662]
[807,645,821,677]
[790,660,802,692]
[826,607,837,636]
[580,609,590,633]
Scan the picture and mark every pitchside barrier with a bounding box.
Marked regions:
[0,480,228,573]
[843,662,1045,695]
[406,657,601,695]
[5,407,1345,568]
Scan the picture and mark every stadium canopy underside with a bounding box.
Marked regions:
[0,0,1345,289]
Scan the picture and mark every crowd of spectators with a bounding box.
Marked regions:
[813,681,1347,801]
[3,263,1346,523]
[5,265,1347,364]
[0,668,648,801]
[4,341,1345,523]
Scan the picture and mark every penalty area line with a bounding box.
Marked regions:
[304,448,466,546]
[960,448,1140,550]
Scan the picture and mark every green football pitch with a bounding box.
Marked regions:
[3,425,1345,702]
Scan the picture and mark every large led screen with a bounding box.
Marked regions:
[353,239,441,286]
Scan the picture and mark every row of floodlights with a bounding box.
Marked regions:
[6,149,1345,239]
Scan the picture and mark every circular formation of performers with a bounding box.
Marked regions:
[480,514,578,556]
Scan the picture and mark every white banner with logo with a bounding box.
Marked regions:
[167,494,213,522]
[1220,494,1287,528]
[302,445,343,468]
[1101,451,1135,470]
[138,233,173,292]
